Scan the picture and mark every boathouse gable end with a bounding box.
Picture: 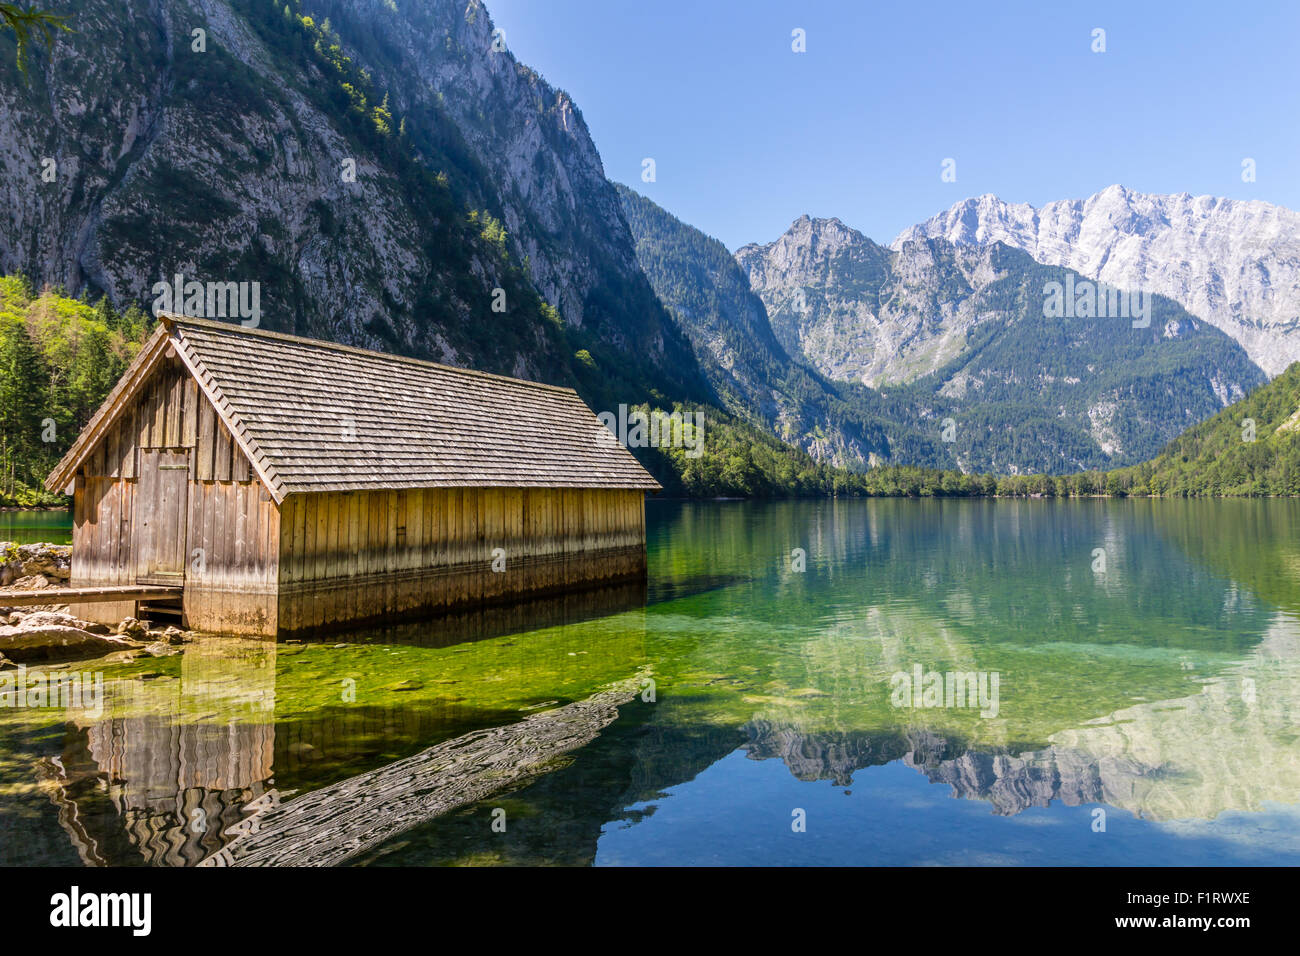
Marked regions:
[46,316,658,637]
[45,324,280,633]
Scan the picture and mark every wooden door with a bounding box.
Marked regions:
[135,448,190,584]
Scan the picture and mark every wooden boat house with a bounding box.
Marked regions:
[45,315,660,637]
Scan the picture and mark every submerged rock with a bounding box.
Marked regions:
[102,649,151,665]
[288,742,319,759]
[162,627,195,645]
[141,641,181,658]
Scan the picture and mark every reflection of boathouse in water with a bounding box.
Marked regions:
[32,585,650,867]
[46,316,659,636]
[38,638,278,866]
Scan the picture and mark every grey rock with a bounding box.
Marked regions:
[0,0,699,403]
[0,623,141,663]
[896,185,1300,377]
[116,618,149,638]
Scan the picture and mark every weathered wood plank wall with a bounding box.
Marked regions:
[70,357,279,633]
[70,476,138,624]
[276,487,646,634]
[183,480,279,635]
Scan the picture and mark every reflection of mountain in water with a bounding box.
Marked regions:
[740,720,1124,812]
[743,722,958,788]
[915,659,1297,821]
[910,748,1128,816]
[742,613,1300,821]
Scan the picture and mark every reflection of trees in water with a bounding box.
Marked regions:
[28,501,1300,865]
[343,505,1300,863]
[651,499,1277,655]
[47,640,1299,867]
[1147,499,1300,618]
[644,499,1300,822]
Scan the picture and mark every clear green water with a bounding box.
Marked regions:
[0,509,72,545]
[2,498,1299,866]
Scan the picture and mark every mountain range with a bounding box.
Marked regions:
[895,186,1300,377]
[720,209,1261,473]
[2,0,1297,486]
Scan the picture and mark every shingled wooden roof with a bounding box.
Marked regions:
[48,315,661,502]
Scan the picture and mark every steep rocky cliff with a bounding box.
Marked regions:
[896,185,1300,377]
[616,184,945,470]
[0,0,705,404]
[302,0,702,390]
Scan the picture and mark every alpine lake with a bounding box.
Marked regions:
[2,498,1298,866]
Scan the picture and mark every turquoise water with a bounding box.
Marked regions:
[0,509,72,545]
[2,498,1298,866]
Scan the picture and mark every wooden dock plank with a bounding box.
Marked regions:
[1,585,183,607]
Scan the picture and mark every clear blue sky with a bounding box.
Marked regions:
[485,0,1300,250]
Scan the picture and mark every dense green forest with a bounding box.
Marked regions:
[604,357,1300,498]
[0,277,152,504]
[1105,362,1300,496]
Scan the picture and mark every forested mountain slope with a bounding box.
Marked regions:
[735,215,1265,473]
